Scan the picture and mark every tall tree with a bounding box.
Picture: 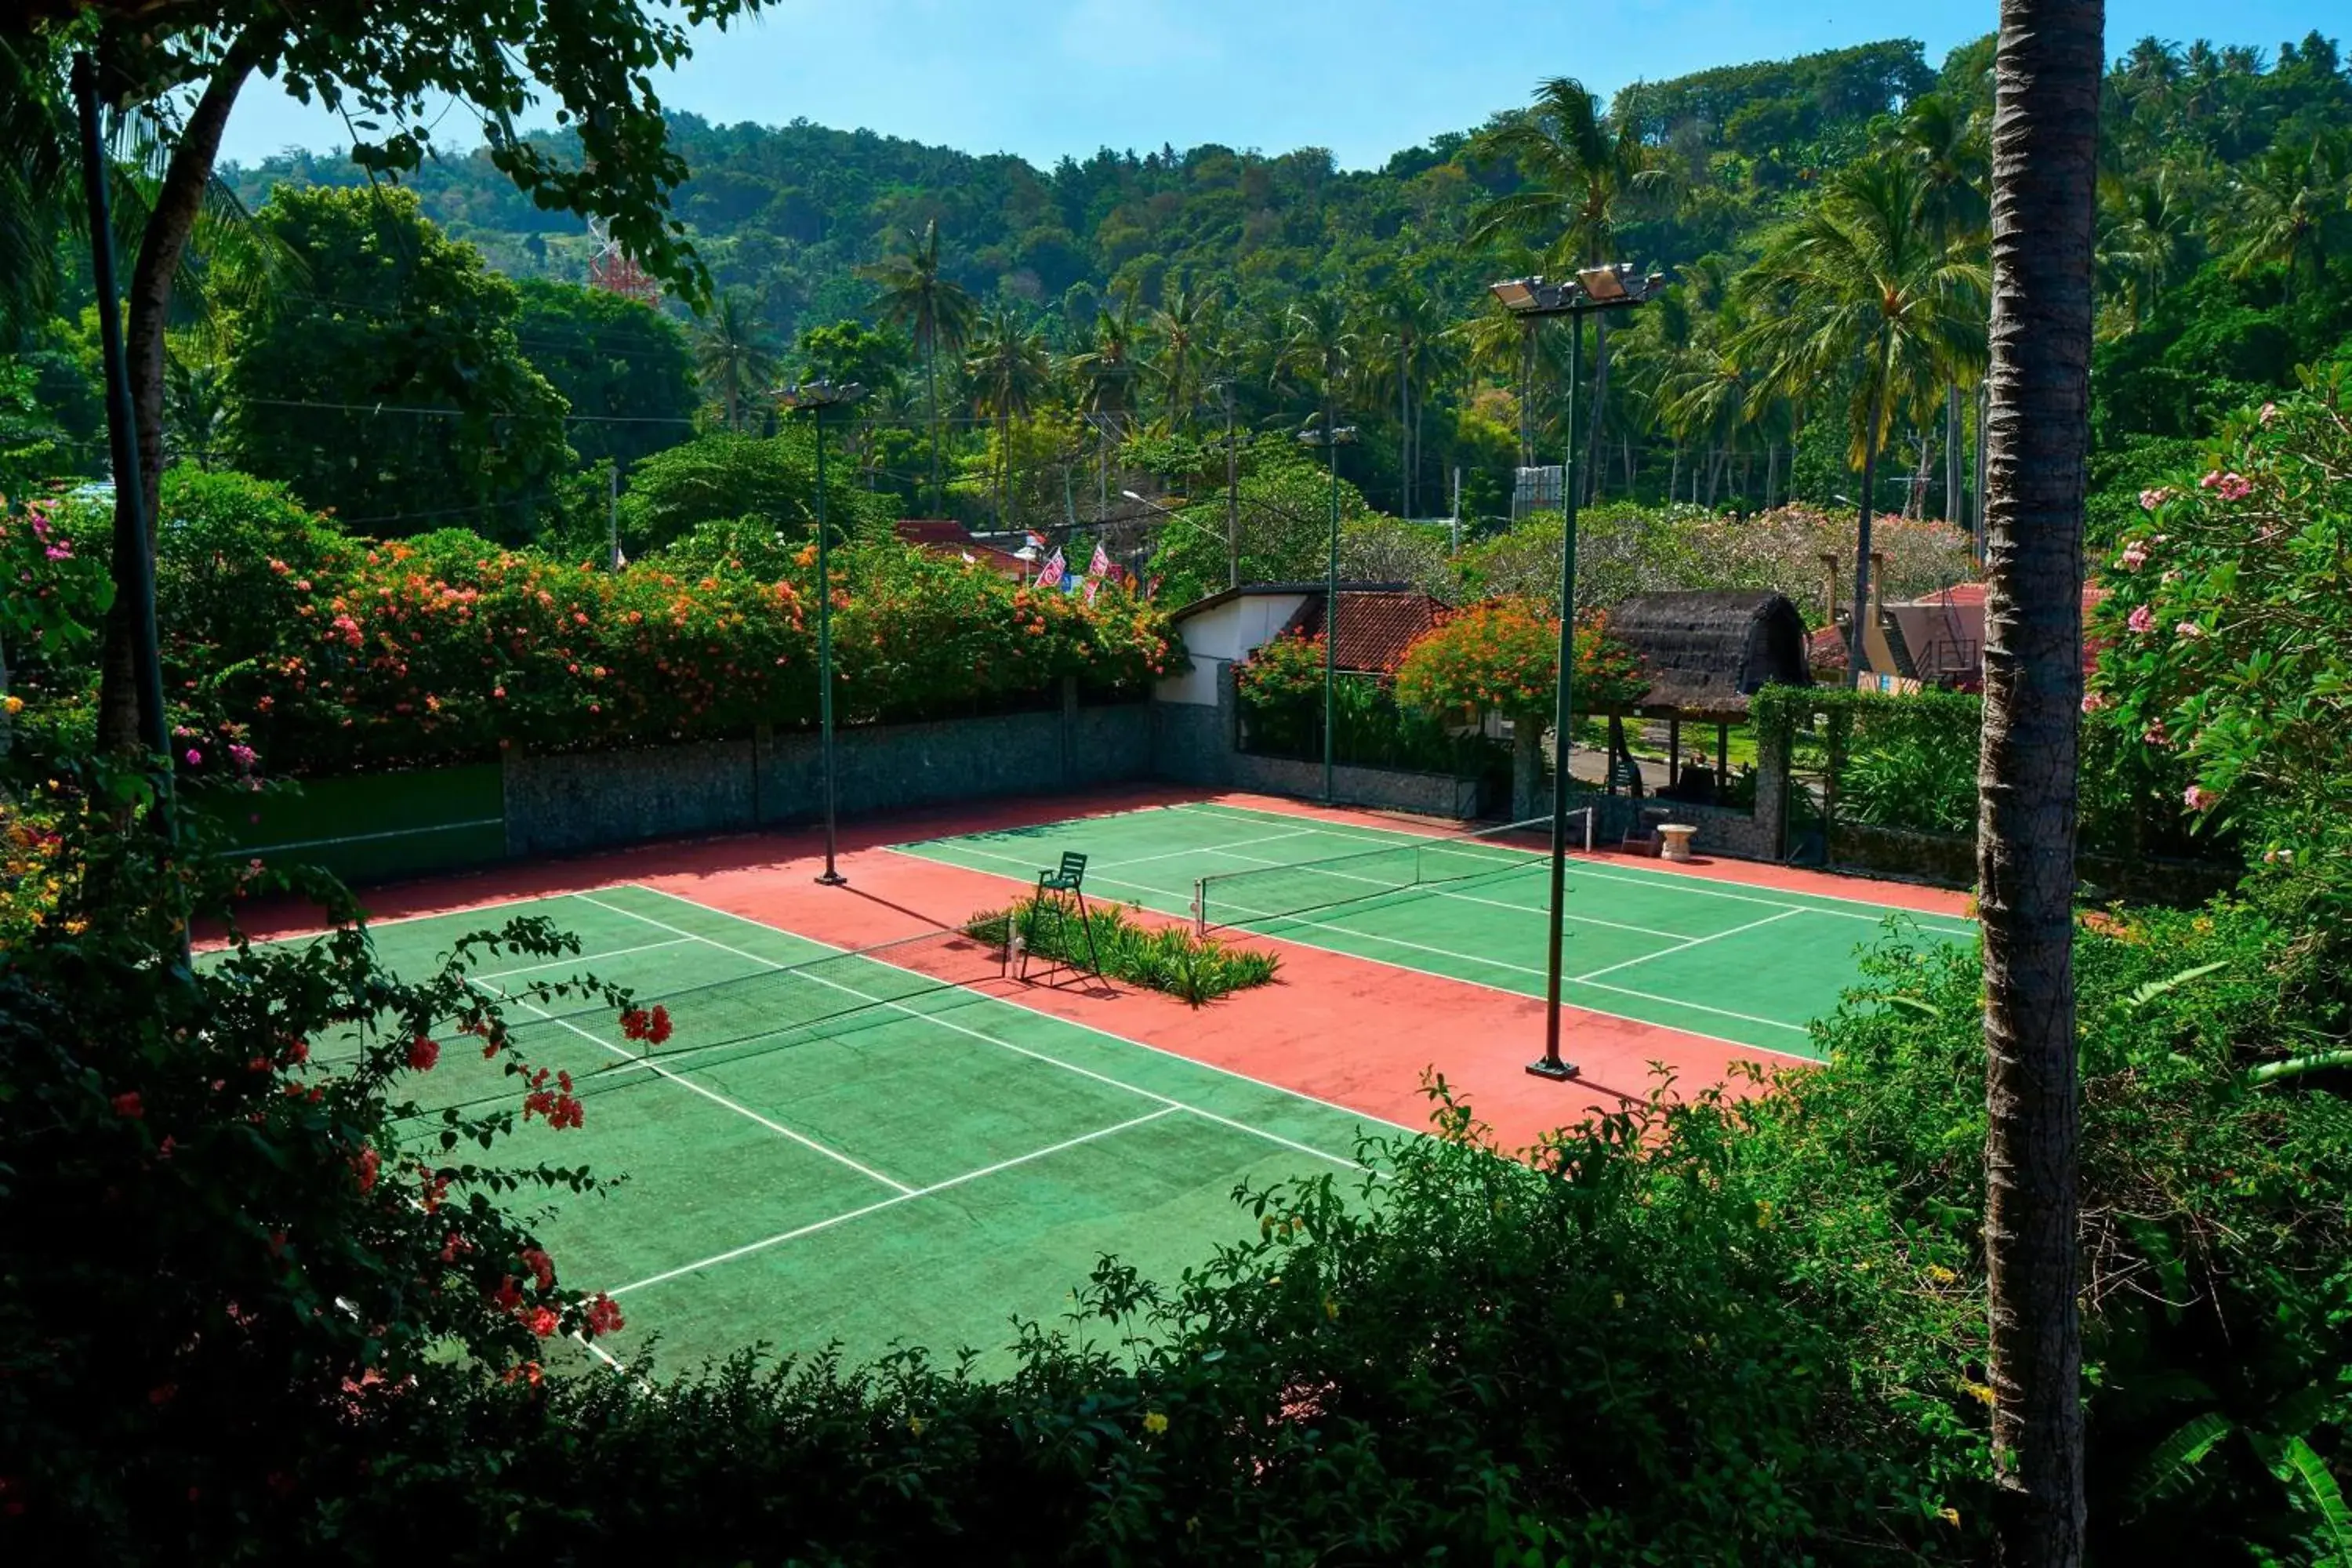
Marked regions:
[227,185,571,539]
[1469,76,1672,499]
[515,278,699,468]
[862,218,977,514]
[8,0,759,757]
[1146,278,1215,430]
[962,306,1050,528]
[691,289,779,434]
[1737,156,1986,682]
[1978,2,2103,1563]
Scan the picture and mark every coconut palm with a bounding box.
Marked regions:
[1068,288,1147,430]
[1976,6,2105,1563]
[1469,76,1675,499]
[862,219,978,511]
[963,306,1051,528]
[1279,292,1359,434]
[2224,134,2348,301]
[1368,283,1448,515]
[1146,279,1217,430]
[1735,154,1986,681]
[691,290,780,433]
[2097,167,2202,329]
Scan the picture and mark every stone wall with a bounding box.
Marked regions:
[503,685,1154,858]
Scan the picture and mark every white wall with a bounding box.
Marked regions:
[1156,593,1309,707]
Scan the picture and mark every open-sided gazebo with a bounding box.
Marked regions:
[1602,590,1813,800]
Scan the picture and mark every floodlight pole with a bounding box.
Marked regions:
[1298,421,1355,806]
[1491,270,1660,1082]
[782,379,865,887]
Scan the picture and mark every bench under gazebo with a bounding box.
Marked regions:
[1599,590,1813,801]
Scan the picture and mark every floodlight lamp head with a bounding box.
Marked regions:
[1576,265,1628,302]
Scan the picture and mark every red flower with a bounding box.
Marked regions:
[619,1004,673,1045]
[352,1145,381,1193]
[524,1306,561,1338]
[583,1293,626,1338]
[111,1091,143,1120]
[407,1035,440,1073]
[492,1276,522,1312]
[521,1246,555,1291]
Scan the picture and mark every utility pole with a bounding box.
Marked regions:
[1450,466,1462,556]
[1221,381,1241,590]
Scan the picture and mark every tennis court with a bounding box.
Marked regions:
[892,800,1980,1060]
[337,883,1380,1370]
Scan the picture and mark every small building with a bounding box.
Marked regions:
[894,518,1029,579]
[1156,582,1439,706]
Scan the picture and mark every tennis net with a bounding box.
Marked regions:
[464,922,1011,1107]
[1192,809,1591,933]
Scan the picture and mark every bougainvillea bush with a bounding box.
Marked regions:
[19,467,1180,775]
[1392,601,1649,721]
[2089,358,2352,937]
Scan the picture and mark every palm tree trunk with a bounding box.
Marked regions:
[1848,325,1893,689]
[1399,344,1412,516]
[96,31,261,755]
[1766,441,1780,510]
[1980,4,2100,1563]
[1945,382,1963,525]
[1668,446,1680,503]
[924,335,942,514]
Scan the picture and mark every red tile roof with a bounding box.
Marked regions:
[893,518,1027,579]
[1282,590,1446,673]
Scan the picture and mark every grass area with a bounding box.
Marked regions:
[966,894,1280,1004]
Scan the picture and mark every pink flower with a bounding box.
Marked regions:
[183,749,202,767]
[524,1306,561,1338]
[2118,541,2148,571]
[2137,487,2174,511]
[227,743,258,771]
[2183,785,2217,812]
[2081,690,2111,713]
[2143,719,2169,746]
[43,543,72,561]
[2259,402,2278,426]
[2174,620,2205,641]
[2201,470,2252,502]
[2127,604,2154,634]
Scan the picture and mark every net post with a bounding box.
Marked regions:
[1192,877,1207,938]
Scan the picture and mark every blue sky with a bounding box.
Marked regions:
[217,1,2338,172]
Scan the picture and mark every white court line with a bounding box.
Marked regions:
[474,936,696,982]
[608,1107,1181,1298]
[1108,825,1321,867]
[470,978,918,1196]
[580,890,1381,1170]
[882,843,1821,1063]
[228,815,505,857]
[1176,800,1979,934]
[1566,908,1807,985]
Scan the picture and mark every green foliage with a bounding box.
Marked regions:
[227,186,572,540]
[0,756,644,1555]
[1234,637,1507,785]
[24,469,1180,774]
[965,896,1279,1005]
[510,278,698,470]
[1392,600,1648,720]
[1149,437,1370,607]
[615,429,889,556]
[2089,358,2352,941]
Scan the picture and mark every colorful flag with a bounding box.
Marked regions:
[1036,548,1066,589]
[1083,576,1100,607]
[1025,531,1049,551]
[1063,572,1081,595]
[1087,542,1113,580]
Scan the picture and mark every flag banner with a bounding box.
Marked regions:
[1036,548,1066,589]
[1025,531,1049,551]
[1087,543,1113,579]
[1063,572,1082,595]
[1083,576,1100,607]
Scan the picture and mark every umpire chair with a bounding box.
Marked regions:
[1020,851,1103,982]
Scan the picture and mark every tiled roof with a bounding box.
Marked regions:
[893,518,1027,579]
[1280,590,1446,673]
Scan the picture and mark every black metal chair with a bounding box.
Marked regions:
[1021,851,1102,982]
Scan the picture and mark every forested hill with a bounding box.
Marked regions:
[223,38,1940,345]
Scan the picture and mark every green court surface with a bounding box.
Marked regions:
[332,884,1380,1370]
[892,800,1980,1060]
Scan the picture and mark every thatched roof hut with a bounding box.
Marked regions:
[1604,590,1813,719]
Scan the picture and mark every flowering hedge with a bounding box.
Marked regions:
[2090,362,2352,927]
[27,469,1180,776]
[1392,601,1649,721]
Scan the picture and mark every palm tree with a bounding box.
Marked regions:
[962,306,1051,528]
[862,219,978,513]
[1146,278,1216,430]
[1068,288,1146,430]
[1370,283,1446,515]
[1736,156,1987,682]
[2097,167,2201,329]
[1280,292,1359,434]
[691,290,780,433]
[1470,76,1674,499]
[2224,134,2347,301]
[1977,7,2103,1563]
